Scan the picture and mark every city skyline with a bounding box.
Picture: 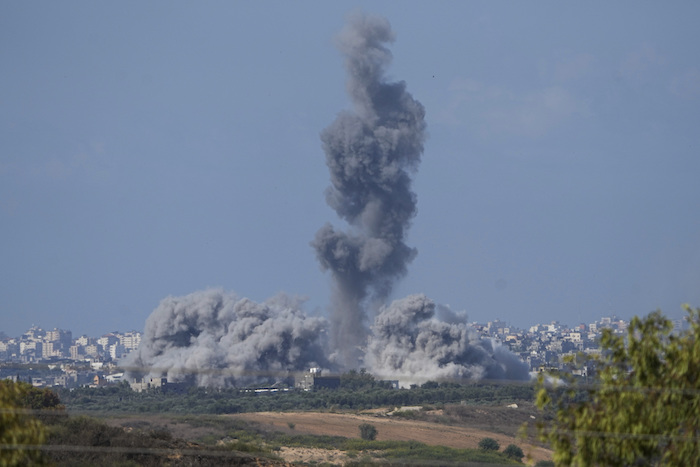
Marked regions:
[0,310,661,341]
[4,310,681,391]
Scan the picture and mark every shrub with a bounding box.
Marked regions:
[504,443,524,461]
[478,437,500,451]
[534,307,700,465]
[359,423,377,441]
[148,427,172,441]
[0,381,48,465]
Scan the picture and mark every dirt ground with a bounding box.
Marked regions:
[230,410,552,465]
[278,446,350,465]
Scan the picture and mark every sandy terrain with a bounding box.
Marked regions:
[278,446,351,465]
[230,411,552,464]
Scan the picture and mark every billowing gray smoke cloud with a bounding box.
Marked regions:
[312,13,427,368]
[124,14,530,388]
[366,295,530,384]
[123,289,329,387]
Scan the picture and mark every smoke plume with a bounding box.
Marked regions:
[312,13,427,368]
[125,13,531,388]
[366,295,530,384]
[123,289,329,387]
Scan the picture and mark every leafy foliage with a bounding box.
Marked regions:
[375,440,520,465]
[45,414,281,465]
[358,423,377,440]
[19,385,63,411]
[534,306,700,466]
[0,380,48,465]
[57,379,534,415]
[478,437,500,451]
[504,443,524,461]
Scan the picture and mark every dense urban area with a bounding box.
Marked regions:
[2,315,687,390]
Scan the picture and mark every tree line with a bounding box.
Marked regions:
[56,375,535,415]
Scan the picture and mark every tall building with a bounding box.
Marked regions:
[109,344,126,360]
[120,332,141,351]
[69,344,85,360]
[45,328,72,357]
[97,334,119,349]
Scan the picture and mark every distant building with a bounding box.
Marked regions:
[130,377,166,392]
[296,368,340,391]
[69,344,84,360]
[119,331,142,351]
[105,372,124,383]
[92,375,105,387]
[46,328,72,356]
[109,344,126,360]
[129,376,189,394]
[76,335,91,346]
[97,334,119,349]
[42,342,57,359]
[84,344,100,357]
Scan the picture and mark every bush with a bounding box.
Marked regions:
[478,437,500,451]
[358,423,377,441]
[535,307,700,465]
[504,443,524,461]
[0,381,48,465]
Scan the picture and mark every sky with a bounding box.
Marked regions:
[2,2,700,338]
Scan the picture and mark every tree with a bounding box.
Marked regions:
[340,369,376,390]
[534,306,700,466]
[478,437,500,451]
[359,423,377,441]
[504,444,524,461]
[0,381,48,465]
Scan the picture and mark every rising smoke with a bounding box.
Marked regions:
[123,289,329,387]
[366,295,530,384]
[311,13,427,368]
[125,13,531,388]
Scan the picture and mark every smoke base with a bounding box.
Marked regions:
[123,289,330,387]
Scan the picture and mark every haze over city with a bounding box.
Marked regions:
[2,2,700,340]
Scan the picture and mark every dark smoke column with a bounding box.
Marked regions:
[312,13,427,369]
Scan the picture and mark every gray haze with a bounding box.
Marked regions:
[123,289,329,387]
[366,295,530,384]
[312,13,427,368]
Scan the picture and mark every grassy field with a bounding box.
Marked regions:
[103,404,553,465]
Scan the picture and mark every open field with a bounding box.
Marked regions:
[104,403,553,465]
[229,408,552,464]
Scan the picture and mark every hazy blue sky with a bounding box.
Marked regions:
[2,2,699,337]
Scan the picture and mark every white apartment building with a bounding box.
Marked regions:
[109,344,126,360]
[97,334,119,350]
[119,332,141,351]
[76,335,91,346]
[567,332,582,343]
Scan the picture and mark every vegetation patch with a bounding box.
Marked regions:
[57,377,535,415]
[343,439,520,465]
